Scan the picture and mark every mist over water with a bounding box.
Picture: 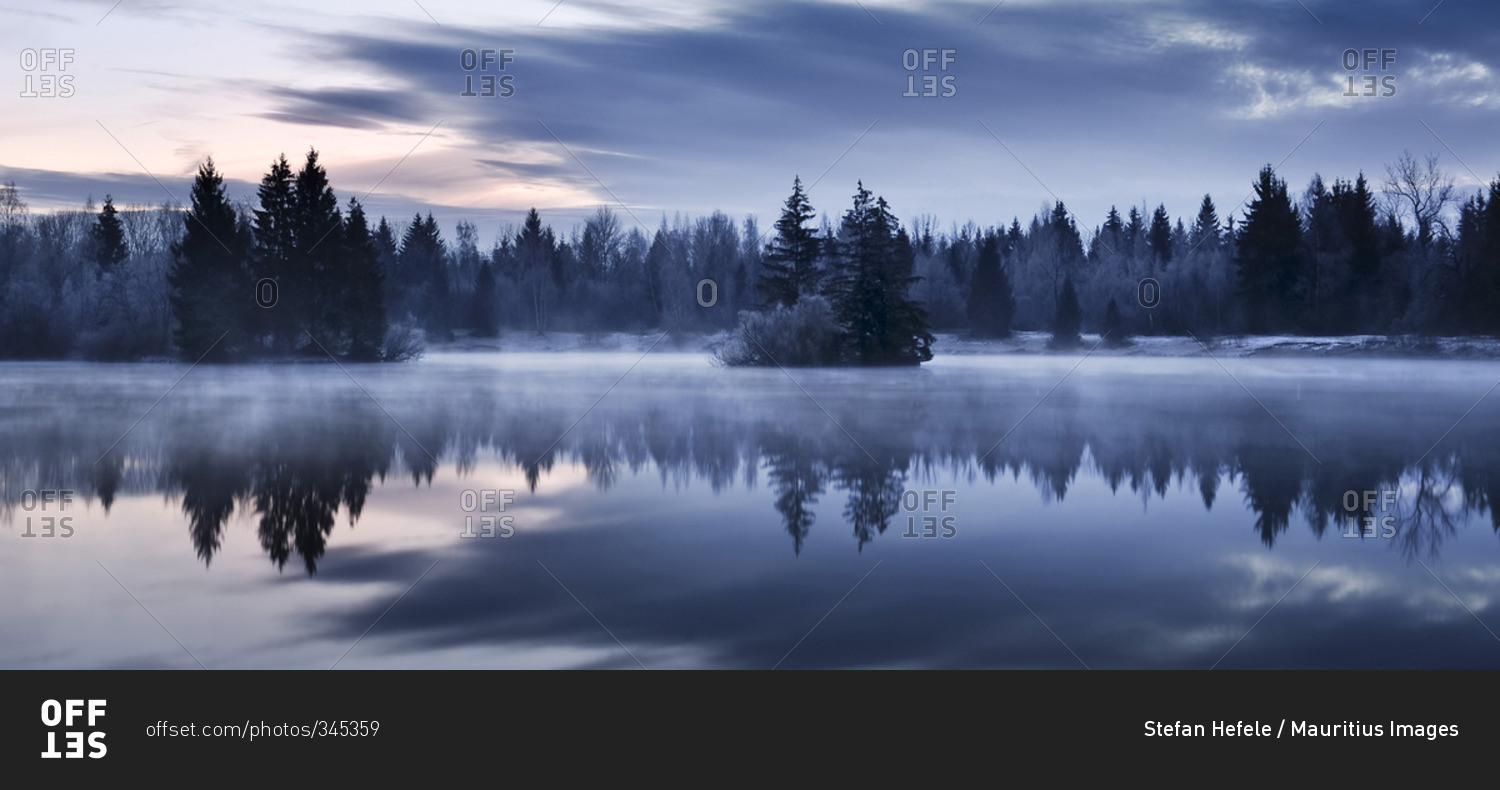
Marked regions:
[3,352,1499,668]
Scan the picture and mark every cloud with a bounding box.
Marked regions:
[1222,62,1348,120]
[0,165,211,211]
[1145,18,1252,52]
[1408,51,1500,110]
[257,86,432,130]
[8,0,1500,239]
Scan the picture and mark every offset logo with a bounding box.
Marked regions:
[1342,48,1396,98]
[459,48,515,98]
[459,488,516,538]
[901,48,957,98]
[901,489,958,539]
[1341,489,1398,539]
[17,488,75,538]
[40,699,106,759]
[19,48,75,98]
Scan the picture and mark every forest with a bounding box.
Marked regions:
[1,148,1498,362]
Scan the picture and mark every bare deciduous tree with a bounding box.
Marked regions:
[0,181,27,232]
[1383,150,1455,249]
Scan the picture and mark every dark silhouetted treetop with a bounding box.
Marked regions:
[168,158,251,361]
[91,195,127,274]
[759,176,823,309]
[1236,165,1305,333]
[966,231,1015,338]
[823,181,933,366]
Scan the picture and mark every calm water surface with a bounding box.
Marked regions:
[3,351,1499,668]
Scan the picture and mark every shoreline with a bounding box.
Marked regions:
[429,330,1500,360]
[12,330,1500,364]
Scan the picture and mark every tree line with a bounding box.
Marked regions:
[1,149,1497,361]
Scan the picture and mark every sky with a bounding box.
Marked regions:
[2,0,1497,243]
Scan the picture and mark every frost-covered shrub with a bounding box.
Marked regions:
[381,319,426,362]
[715,296,841,367]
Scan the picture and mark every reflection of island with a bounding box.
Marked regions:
[5,368,1500,572]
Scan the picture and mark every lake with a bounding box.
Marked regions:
[3,351,1499,669]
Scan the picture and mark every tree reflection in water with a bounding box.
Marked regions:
[4,360,1499,572]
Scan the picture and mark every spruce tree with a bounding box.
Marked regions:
[966,231,1015,337]
[643,229,670,321]
[1235,165,1305,333]
[1126,206,1145,250]
[1333,174,1383,331]
[823,182,933,365]
[372,216,400,320]
[168,158,249,360]
[1302,175,1341,331]
[471,259,498,338]
[1102,296,1129,346]
[342,198,387,360]
[1476,179,1500,332]
[1049,201,1085,264]
[1149,203,1173,266]
[515,208,554,332]
[421,213,451,333]
[1099,206,1125,258]
[1103,206,1124,237]
[1191,195,1221,250]
[291,149,342,348]
[1335,175,1380,279]
[91,195,127,274]
[399,213,449,337]
[251,154,295,351]
[759,176,821,308]
[1049,275,1083,349]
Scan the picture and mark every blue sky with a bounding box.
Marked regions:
[3,0,1497,242]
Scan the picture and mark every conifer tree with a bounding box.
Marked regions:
[91,195,127,274]
[252,154,296,351]
[1126,206,1145,251]
[1334,174,1382,332]
[169,158,249,360]
[966,231,1015,337]
[759,176,821,308]
[372,216,400,320]
[342,198,387,360]
[824,182,933,365]
[515,208,554,332]
[292,149,342,348]
[1050,275,1083,349]
[398,213,449,337]
[1102,296,1129,346]
[471,259,498,338]
[1470,179,1500,332]
[1236,165,1305,333]
[1097,206,1125,259]
[1149,203,1173,266]
[1191,195,1221,250]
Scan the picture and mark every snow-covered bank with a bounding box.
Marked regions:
[430,330,1500,359]
[933,331,1500,359]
